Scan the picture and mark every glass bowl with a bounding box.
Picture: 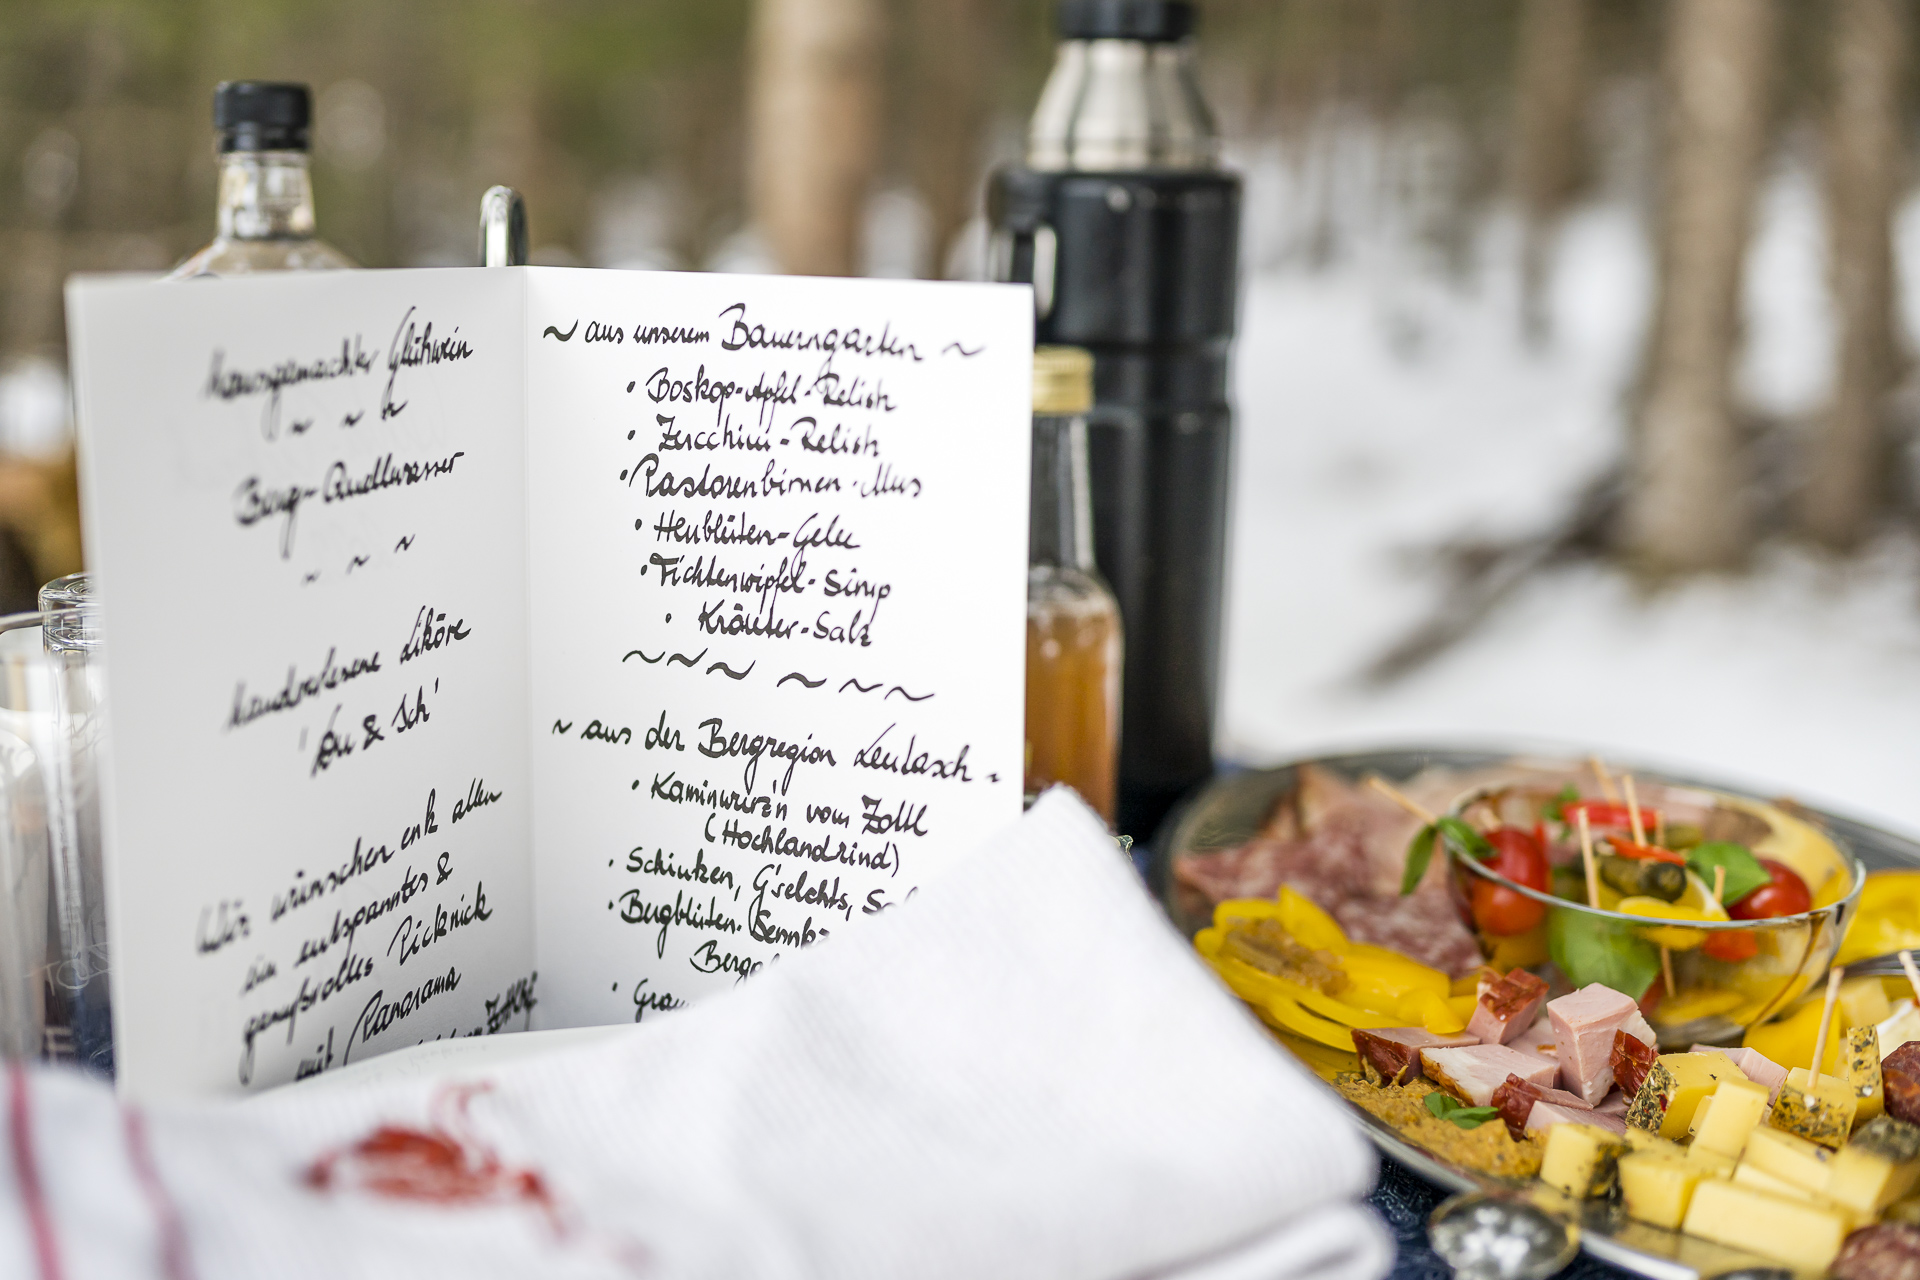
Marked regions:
[1443,767,1864,1048]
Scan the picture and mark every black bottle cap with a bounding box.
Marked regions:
[213,81,311,153]
[1057,0,1195,42]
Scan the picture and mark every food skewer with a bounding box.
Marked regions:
[1900,949,1920,1004]
[1809,966,1845,1090]
[1577,810,1601,909]
[1711,865,1726,910]
[1589,755,1620,802]
[1367,776,1436,824]
[1624,774,1646,845]
[1661,945,1676,1001]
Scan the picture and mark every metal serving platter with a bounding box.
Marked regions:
[1154,747,1920,1280]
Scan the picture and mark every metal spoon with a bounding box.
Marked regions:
[1428,1191,1580,1280]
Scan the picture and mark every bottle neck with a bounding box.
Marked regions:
[1030,413,1097,571]
[216,151,317,241]
[1028,38,1219,171]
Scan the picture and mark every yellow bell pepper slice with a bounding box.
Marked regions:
[1616,896,1711,950]
[1213,898,1286,927]
[1743,993,1845,1073]
[1277,886,1351,955]
[1343,944,1447,996]
[1193,927,1224,960]
[1836,871,1920,966]
[1207,956,1397,1030]
[1649,988,1743,1026]
[1400,987,1468,1035]
[1250,997,1358,1053]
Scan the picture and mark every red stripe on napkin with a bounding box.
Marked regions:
[7,1065,65,1280]
[123,1107,195,1280]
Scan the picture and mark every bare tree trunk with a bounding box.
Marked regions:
[749,0,885,276]
[1800,0,1907,549]
[1512,0,1588,345]
[1624,0,1775,575]
[905,0,993,279]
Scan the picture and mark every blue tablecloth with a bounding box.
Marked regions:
[1368,1155,1633,1280]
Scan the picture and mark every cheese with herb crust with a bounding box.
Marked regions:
[1848,1025,1887,1124]
[1827,1116,1920,1215]
[1625,1052,1748,1140]
[1538,1123,1627,1199]
[1773,1067,1859,1148]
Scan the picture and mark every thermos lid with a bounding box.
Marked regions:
[1033,346,1095,415]
[1056,0,1195,42]
[213,81,312,153]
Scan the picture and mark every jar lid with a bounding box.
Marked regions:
[1033,346,1094,415]
[214,81,311,153]
[1056,0,1195,42]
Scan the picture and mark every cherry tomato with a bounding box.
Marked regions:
[1701,930,1760,962]
[1729,859,1813,920]
[1562,800,1663,831]
[1472,827,1549,935]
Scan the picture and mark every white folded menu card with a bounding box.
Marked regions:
[66,266,1031,1100]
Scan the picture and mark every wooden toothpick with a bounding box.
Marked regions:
[1810,967,1845,1091]
[1624,775,1646,845]
[1712,865,1726,911]
[1578,810,1601,909]
[1368,776,1437,825]
[1900,950,1920,1006]
[1590,755,1620,803]
[1661,946,1676,1001]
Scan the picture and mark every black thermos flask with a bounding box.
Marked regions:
[989,0,1239,840]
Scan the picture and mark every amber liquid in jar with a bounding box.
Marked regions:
[1026,571,1122,823]
[1023,350,1123,827]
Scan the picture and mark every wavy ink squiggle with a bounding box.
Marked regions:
[839,678,881,694]
[707,661,755,681]
[884,687,933,703]
[777,672,827,689]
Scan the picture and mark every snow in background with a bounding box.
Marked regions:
[1220,131,1920,840]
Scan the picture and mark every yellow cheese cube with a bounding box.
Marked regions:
[1618,1152,1705,1228]
[1624,1127,1684,1156]
[1539,1123,1628,1199]
[1743,1126,1834,1193]
[1827,1116,1920,1216]
[1773,1067,1859,1148]
[1692,1077,1771,1158]
[1685,1094,1713,1142]
[1681,1180,1850,1271]
[1734,1161,1818,1201]
[1846,1025,1886,1124]
[1684,1144,1736,1178]
[1843,977,1894,1028]
[1626,1052,1750,1140]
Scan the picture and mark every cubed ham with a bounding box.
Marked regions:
[1491,1071,1598,1139]
[1509,1018,1559,1060]
[1527,1100,1625,1135]
[1548,983,1642,1105]
[1594,1089,1628,1116]
[1467,969,1551,1046]
[1351,1027,1479,1086]
[1621,1009,1657,1048]
[1422,1044,1560,1107]
[1612,1028,1658,1098]
[1692,1043,1788,1103]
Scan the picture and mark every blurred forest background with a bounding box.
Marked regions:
[1,0,1919,824]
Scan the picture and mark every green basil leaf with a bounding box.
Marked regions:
[1424,1092,1500,1128]
[1548,783,1580,824]
[1548,904,1661,999]
[1686,842,1770,905]
[1435,816,1495,861]
[1401,824,1438,896]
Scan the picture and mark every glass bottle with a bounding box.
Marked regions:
[1025,346,1123,826]
[166,81,356,279]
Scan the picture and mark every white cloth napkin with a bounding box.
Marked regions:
[1,789,1391,1280]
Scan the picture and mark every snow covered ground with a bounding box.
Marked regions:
[1221,162,1920,839]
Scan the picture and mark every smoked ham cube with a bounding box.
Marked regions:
[1351,1027,1479,1086]
[1467,969,1550,1046]
[1692,1043,1788,1103]
[1613,1029,1659,1099]
[1492,1072,1600,1139]
[1422,1044,1560,1107]
[1530,1100,1625,1136]
[1509,1018,1560,1060]
[1549,983,1643,1105]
